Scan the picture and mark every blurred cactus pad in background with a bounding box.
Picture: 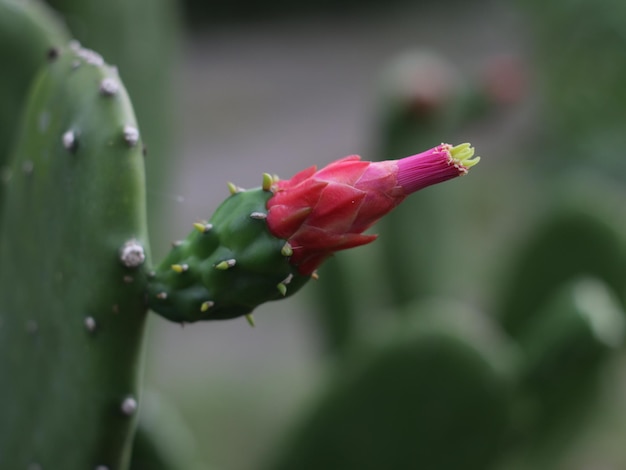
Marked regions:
[3,0,626,470]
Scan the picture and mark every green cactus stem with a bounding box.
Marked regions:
[514,277,625,467]
[264,301,515,470]
[147,184,310,323]
[0,43,149,469]
[497,198,626,339]
[0,0,70,209]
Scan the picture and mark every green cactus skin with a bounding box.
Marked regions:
[0,0,70,195]
[130,390,207,470]
[0,44,149,469]
[497,200,626,339]
[521,0,626,177]
[513,277,625,467]
[264,302,515,470]
[45,0,180,248]
[308,256,357,355]
[147,187,310,323]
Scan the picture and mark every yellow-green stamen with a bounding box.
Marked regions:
[450,142,480,169]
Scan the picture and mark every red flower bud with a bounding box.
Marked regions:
[266,143,479,274]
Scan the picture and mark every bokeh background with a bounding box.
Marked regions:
[40,0,626,468]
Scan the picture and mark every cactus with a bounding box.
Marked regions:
[264,302,515,470]
[520,0,626,177]
[0,42,149,468]
[0,0,70,208]
[496,187,626,339]
[45,0,180,245]
[130,390,207,470]
[513,277,625,467]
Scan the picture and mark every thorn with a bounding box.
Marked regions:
[120,396,138,416]
[95,466,110,470]
[311,271,319,280]
[281,242,293,257]
[123,125,139,147]
[171,240,183,248]
[142,143,148,157]
[99,78,119,96]
[250,211,267,220]
[201,300,215,312]
[119,240,146,268]
[84,316,97,332]
[215,259,236,270]
[148,271,156,279]
[156,292,168,300]
[245,314,255,327]
[262,173,273,191]
[171,264,188,273]
[282,273,294,285]
[71,59,81,70]
[123,275,134,284]
[112,304,120,314]
[193,222,213,233]
[227,182,241,195]
[62,130,78,153]
[276,282,287,296]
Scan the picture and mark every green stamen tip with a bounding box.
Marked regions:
[262,173,273,191]
[245,314,255,327]
[450,142,480,169]
[277,282,287,296]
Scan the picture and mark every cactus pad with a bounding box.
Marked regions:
[0,43,149,469]
[265,302,514,470]
[0,0,69,209]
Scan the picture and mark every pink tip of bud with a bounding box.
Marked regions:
[396,143,479,194]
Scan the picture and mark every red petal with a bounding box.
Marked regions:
[315,157,369,186]
[268,178,328,212]
[290,232,378,274]
[266,206,312,239]
[307,184,367,233]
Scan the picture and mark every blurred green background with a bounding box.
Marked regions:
[40,0,625,468]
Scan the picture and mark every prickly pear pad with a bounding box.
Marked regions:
[0,43,149,469]
[147,188,310,322]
